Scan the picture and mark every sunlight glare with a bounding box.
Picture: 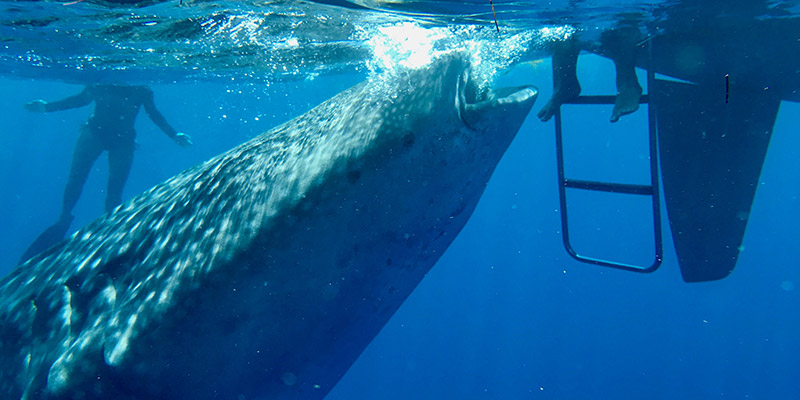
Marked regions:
[368,22,447,71]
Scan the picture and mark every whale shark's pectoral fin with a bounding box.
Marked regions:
[18,215,74,265]
[655,78,779,282]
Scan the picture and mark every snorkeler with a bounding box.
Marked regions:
[538,27,643,123]
[20,84,192,263]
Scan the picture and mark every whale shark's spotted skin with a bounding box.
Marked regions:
[0,54,536,400]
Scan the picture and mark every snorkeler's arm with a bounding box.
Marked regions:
[142,88,193,147]
[25,86,93,112]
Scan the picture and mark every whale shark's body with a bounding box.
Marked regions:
[0,54,536,399]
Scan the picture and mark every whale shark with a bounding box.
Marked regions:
[0,53,537,399]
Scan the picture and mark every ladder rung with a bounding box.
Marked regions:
[564,94,650,105]
[564,179,654,195]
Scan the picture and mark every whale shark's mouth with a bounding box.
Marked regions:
[456,67,538,129]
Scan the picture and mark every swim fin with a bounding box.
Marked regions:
[19,215,74,265]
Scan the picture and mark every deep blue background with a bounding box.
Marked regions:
[1,54,798,399]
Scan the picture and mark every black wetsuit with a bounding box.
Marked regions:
[18,84,183,265]
[43,85,179,215]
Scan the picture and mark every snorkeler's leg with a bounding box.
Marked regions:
[538,36,582,122]
[18,127,100,263]
[106,144,134,212]
[62,127,103,219]
[604,28,643,123]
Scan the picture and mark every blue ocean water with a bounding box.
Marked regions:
[1,1,799,399]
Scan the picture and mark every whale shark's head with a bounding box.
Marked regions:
[341,52,537,221]
[369,52,538,154]
[338,52,538,193]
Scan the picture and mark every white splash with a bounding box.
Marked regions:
[362,21,575,93]
[367,22,449,71]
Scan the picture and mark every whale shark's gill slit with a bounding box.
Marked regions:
[449,204,466,219]
[30,296,57,341]
[0,315,25,385]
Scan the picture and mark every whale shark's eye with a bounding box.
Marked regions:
[347,170,361,184]
[401,132,415,147]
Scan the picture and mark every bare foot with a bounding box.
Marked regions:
[539,36,581,122]
[610,80,642,122]
[538,80,581,122]
[605,26,643,123]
